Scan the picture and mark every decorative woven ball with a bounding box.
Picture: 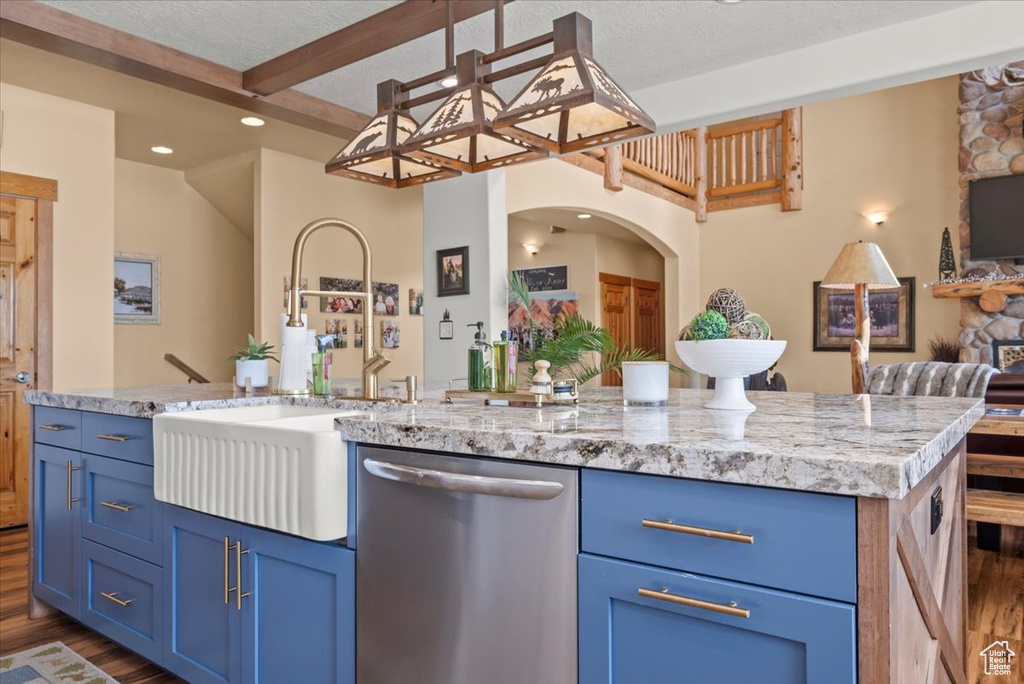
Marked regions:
[677,324,693,341]
[706,288,746,325]
[728,312,771,341]
[688,310,729,341]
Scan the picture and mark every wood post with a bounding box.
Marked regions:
[851,282,869,394]
[604,145,623,192]
[694,126,708,223]
[781,108,803,212]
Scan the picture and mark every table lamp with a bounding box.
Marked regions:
[820,241,900,394]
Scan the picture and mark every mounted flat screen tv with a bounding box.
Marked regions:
[969,175,1024,261]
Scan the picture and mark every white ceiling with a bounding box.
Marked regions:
[38,0,977,120]
[513,208,646,245]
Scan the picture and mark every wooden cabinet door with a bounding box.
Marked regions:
[33,444,81,617]
[163,505,242,684]
[241,526,355,684]
[632,278,663,356]
[1,195,36,527]
[579,554,856,684]
[600,274,631,386]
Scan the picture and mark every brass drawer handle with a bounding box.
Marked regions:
[100,591,134,607]
[642,519,754,544]
[97,434,129,442]
[66,461,81,511]
[638,587,750,619]
[235,539,250,611]
[39,424,68,431]
[224,537,231,604]
[100,501,135,513]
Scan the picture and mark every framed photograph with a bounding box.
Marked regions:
[437,246,469,297]
[813,277,915,352]
[992,340,1024,373]
[114,253,160,325]
[354,320,364,349]
[372,282,399,316]
[325,319,348,348]
[320,277,364,314]
[409,288,424,315]
[381,320,401,349]
[512,265,569,293]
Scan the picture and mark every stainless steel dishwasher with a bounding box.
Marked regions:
[356,445,578,684]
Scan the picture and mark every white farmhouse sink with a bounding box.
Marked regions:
[153,405,364,541]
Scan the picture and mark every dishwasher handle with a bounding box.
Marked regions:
[363,458,564,500]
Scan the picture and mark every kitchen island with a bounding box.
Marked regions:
[24,385,982,684]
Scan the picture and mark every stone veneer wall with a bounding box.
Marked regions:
[957,62,1024,365]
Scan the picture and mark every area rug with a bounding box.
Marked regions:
[0,642,116,684]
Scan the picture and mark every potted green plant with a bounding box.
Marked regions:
[230,334,278,388]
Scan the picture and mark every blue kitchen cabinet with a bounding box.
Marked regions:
[34,444,82,617]
[578,554,856,684]
[163,504,244,684]
[241,524,355,684]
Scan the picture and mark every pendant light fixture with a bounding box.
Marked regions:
[401,50,549,173]
[492,13,655,155]
[325,80,460,188]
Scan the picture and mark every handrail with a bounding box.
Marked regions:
[164,354,210,384]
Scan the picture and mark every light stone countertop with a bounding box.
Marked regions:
[332,388,984,500]
[25,384,983,500]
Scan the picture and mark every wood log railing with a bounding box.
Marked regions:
[570,108,802,222]
[164,353,210,383]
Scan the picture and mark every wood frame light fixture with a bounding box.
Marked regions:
[492,13,656,155]
[325,80,460,188]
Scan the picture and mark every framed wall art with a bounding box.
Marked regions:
[114,253,161,325]
[992,340,1024,373]
[813,277,915,352]
[437,246,469,297]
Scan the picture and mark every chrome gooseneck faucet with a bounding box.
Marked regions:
[285,218,390,399]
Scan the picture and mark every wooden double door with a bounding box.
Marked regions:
[599,273,664,386]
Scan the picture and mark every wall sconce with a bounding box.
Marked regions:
[864,211,889,226]
[522,243,542,256]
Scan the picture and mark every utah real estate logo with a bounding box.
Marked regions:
[980,640,1015,677]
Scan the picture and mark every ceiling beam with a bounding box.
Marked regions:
[0,0,369,139]
[243,0,510,96]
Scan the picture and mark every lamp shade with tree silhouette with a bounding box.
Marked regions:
[820,241,900,393]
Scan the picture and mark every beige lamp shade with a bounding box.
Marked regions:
[820,241,900,290]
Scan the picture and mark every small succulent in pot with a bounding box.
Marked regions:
[230,334,278,388]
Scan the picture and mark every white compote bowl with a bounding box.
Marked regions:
[675,339,787,411]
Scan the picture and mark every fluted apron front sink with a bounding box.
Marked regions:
[153,406,363,541]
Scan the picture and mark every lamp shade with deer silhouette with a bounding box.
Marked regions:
[400,51,549,174]
[326,80,460,188]
[492,13,656,155]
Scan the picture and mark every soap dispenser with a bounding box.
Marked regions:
[493,330,518,393]
[467,322,492,392]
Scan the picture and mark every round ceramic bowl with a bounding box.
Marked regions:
[675,339,787,411]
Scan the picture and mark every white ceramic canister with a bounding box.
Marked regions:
[621,361,670,406]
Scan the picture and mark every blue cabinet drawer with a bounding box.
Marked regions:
[582,470,857,603]
[81,539,163,664]
[579,554,856,684]
[82,455,163,566]
[34,407,81,451]
[81,412,153,465]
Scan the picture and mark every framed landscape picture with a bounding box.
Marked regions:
[813,277,915,352]
[114,253,160,325]
[437,246,469,297]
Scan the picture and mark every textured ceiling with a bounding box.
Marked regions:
[39,0,977,120]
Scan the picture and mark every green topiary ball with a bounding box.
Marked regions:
[689,310,729,341]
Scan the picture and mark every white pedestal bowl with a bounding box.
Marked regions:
[676,339,787,411]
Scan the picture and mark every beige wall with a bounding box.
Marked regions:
[256,149,424,381]
[0,83,115,391]
[699,77,962,393]
[596,234,665,286]
[114,159,253,386]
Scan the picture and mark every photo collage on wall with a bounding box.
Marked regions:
[509,265,577,351]
[315,277,416,350]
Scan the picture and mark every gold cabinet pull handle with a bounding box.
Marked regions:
[97,434,129,442]
[642,519,754,544]
[66,461,81,511]
[100,591,134,607]
[224,536,232,604]
[39,424,68,431]
[235,540,250,611]
[100,501,135,512]
[638,587,750,619]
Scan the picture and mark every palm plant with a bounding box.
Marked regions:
[509,272,681,384]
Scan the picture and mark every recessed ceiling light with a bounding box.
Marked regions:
[240,116,265,127]
[151,146,174,154]
[577,213,592,219]
[438,76,459,88]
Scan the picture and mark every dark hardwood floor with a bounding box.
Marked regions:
[2,524,1022,683]
[0,526,179,683]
